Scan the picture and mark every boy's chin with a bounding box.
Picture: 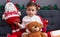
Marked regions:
[29,15,34,17]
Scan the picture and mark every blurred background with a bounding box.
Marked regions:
[0,0,60,10]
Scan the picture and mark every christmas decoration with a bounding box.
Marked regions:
[53,4,58,10]
[2,2,22,37]
[0,5,4,10]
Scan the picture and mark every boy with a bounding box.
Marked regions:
[18,2,48,37]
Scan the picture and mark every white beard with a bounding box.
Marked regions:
[5,2,17,12]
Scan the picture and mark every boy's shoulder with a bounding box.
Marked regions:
[23,16,28,18]
[22,16,29,19]
[34,15,40,17]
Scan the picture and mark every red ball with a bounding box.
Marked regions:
[30,0,36,3]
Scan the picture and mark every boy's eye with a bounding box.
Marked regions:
[28,9,34,11]
[28,9,31,11]
[32,9,34,11]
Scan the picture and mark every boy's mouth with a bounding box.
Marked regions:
[28,14,34,17]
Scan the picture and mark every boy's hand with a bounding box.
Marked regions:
[14,22,21,28]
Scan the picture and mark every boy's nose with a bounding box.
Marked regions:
[30,10,32,12]
[29,11,32,14]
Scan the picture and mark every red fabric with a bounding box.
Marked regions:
[17,31,22,37]
[15,25,19,29]
[7,32,17,37]
[40,16,48,26]
[47,32,51,37]
[11,25,19,30]
[6,17,20,30]
[40,16,48,32]
[7,30,22,37]
[20,29,26,33]
[6,0,11,2]
[38,4,40,7]
[40,16,46,32]
[6,17,20,25]
[40,16,51,37]
[11,25,15,30]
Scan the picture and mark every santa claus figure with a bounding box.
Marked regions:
[2,2,22,37]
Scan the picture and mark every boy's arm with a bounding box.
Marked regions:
[14,22,24,29]
[15,21,25,29]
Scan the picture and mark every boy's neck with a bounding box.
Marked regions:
[28,15,36,17]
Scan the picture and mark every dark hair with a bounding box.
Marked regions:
[26,2,38,10]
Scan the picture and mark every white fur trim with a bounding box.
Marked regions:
[22,32,29,37]
[16,29,20,31]
[12,30,16,33]
[5,14,19,20]
[26,29,30,33]
[50,30,60,36]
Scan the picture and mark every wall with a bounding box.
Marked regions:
[0,0,60,8]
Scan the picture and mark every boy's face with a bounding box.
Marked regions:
[26,6,37,16]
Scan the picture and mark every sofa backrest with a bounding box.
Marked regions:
[0,10,11,36]
[0,10,60,36]
[21,10,60,32]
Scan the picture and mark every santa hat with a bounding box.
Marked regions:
[30,0,36,3]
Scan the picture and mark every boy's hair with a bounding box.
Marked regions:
[26,2,38,10]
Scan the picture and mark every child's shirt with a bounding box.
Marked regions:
[20,15,43,29]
